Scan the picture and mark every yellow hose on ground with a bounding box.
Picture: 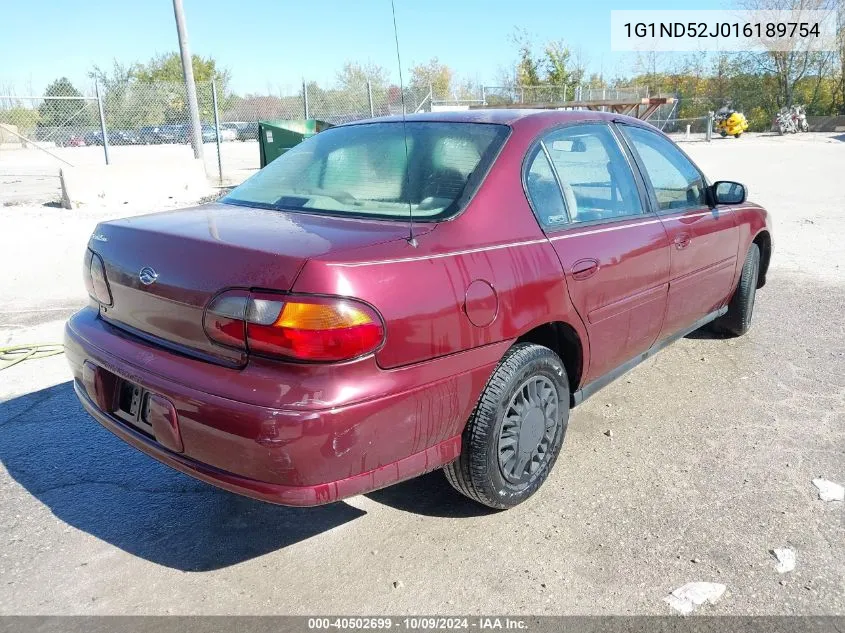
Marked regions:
[0,344,64,371]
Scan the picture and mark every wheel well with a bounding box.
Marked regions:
[753,231,771,288]
[515,322,583,399]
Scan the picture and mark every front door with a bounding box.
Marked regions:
[524,122,671,383]
[617,123,739,339]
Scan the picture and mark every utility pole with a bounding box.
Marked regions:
[172,0,204,160]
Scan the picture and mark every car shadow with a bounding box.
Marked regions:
[0,381,365,571]
[685,327,731,340]
[366,470,500,518]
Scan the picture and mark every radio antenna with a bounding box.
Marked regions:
[390,0,417,247]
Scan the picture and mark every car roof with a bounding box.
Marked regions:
[342,108,647,129]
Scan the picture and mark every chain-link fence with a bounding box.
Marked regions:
[0,82,228,203]
[1,78,715,205]
[1,79,446,204]
[0,95,101,148]
[2,92,101,204]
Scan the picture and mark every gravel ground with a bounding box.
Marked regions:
[0,132,843,615]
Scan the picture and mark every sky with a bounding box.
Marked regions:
[0,0,725,97]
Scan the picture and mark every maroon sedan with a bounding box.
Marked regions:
[66,110,773,509]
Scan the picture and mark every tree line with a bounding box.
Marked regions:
[3,1,843,135]
[0,53,231,133]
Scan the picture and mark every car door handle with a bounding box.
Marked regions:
[674,233,691,249]
[571,258,599,280]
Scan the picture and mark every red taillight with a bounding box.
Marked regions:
[84,249,112,306]
[203,291,385,362]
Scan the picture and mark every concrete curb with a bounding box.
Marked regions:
[60,159,212,209]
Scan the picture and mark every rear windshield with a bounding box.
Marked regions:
[222,121,509,220]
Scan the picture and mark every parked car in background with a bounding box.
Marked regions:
[162,124,189,144]
[83,131,103,146]
[169,124,228,144]
[205,124,236,142]
[219,123,240,141]
[112,130,141,145]
[141,124,206,144]
[63,134,86,147]
[84,130,140,146]
[239,121,259,141]
[66,110,773,510]
[199,124,218,143]
[45,130,86,147]
[222,121,258,141]
[139,126,167,144]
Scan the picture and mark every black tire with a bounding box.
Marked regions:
[444,343,570,509]
[712,243,760,337]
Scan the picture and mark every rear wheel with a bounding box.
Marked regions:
[712,243,760,337]
[444,343,569,509]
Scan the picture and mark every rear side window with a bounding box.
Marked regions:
[527,124,644,226]
[525,149,569,227]
[620,125,707,212]
[222,122,508,220]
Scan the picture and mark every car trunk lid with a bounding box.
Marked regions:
[90,202,415,367]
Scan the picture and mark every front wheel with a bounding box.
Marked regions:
[444,343,569,509]
[734,132,742,138]
[712,243,760,337]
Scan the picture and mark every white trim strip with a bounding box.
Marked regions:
[658,211,716,222]
[328,238,549,267]
[549,218,664,241]
[328,214,685,268]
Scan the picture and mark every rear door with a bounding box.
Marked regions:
[524,122,671,383]
[617,123,739,339]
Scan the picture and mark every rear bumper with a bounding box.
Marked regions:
[65,308,507,506]
[71,380,461,506]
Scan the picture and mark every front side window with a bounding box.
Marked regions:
[529,124,644,225]
[222,122,508,220]
[620,125,707,212]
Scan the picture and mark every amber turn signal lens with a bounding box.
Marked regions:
[275,302,374,330]
[247,297,384,362]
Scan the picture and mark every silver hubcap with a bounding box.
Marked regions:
[498,376,559,484]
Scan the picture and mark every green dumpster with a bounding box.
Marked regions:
[258,119,333,167]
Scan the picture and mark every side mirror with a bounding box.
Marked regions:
[712,181,747,205]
